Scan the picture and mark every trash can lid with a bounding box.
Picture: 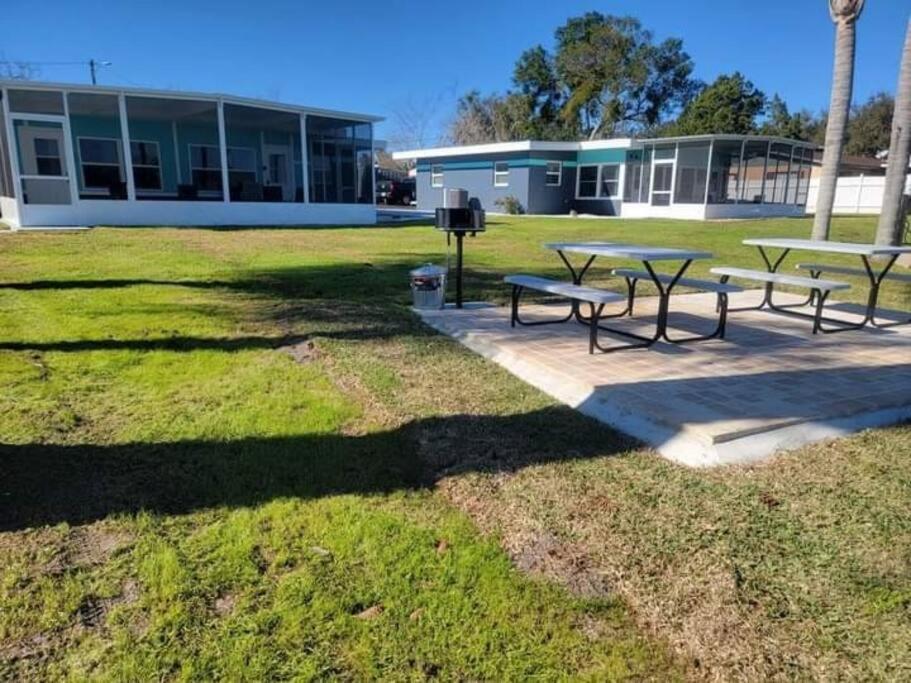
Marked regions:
[410,263,447,277]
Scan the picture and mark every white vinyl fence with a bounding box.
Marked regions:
[805,174,911,215]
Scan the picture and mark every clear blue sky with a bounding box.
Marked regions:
[3,0,908,143]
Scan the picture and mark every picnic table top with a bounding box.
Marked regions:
[743,238,911,256]
[544,241,712,261]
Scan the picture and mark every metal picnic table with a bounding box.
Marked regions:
[739,238,911,332]
[543,241,713,349]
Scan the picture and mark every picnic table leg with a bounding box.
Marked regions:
[510,284,574,327]
[863,254,910,328]
[792,254,901,333]
[557,250,634,322]
[646,260,724,343]
[557,251,595,323]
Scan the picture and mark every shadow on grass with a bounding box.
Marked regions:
[0,255,510,302]
[0,407,639,531]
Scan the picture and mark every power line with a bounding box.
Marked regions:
[1,60,86,66]
[1,58,113,84]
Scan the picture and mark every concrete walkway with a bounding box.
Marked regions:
[416,290,911,466]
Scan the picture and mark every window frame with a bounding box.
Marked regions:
[130,139,163,192]
[598,163,620,199]
[33,136,64,177]
[430,163,443,188]
[575,163,620,200]
[545,160,562,186]
[76,136,123,192]
[493,160,509,187]
[188,143,223,194]
[226,145,258,190]
[576,164,599,198]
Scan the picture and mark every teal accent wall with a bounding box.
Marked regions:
[128,120,180,193]
[67,113,307,195]
[226,127,303,190]
[175,123,220,189]
[576,148,626,164]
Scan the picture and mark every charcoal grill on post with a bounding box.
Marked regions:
[435,189,485,308]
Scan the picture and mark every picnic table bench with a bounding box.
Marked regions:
[715,238,911,333]
[504,275,626,354]
[504,242,731,352]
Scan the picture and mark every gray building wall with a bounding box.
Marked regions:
[415,151,531,212]
[525,150,577,214]
[414,148,622,216]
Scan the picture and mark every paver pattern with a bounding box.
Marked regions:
[417,291,911,452]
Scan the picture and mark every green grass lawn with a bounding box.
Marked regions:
[0,215,908,680]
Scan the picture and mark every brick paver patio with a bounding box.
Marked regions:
[416,290,911,466]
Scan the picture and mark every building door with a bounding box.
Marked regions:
[13,119,72,205]
[651,161,673,206]
[263,144,293,201]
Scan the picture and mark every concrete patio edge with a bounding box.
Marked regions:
[415,303,911,468]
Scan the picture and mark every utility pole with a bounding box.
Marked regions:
[88,59,111,85]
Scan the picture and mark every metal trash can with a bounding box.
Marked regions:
[410,264,447,309]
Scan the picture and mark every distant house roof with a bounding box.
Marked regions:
[0,79,384,123]
[392,134,820,161]
[838,155,887,175]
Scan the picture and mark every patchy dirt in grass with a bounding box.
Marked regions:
[214,592,238,617]
[436,424,911,681]
[45,524,133,576]
[279,337,320,364]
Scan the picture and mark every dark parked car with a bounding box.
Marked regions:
[376,178,415,206]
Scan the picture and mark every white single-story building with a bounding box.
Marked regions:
[392,135,821,220]
[0,80,382,228]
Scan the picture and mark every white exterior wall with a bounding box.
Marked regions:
[13,201,375,228]
[0,196,19,225]
[620,202,707,220]
[805,174,911,215]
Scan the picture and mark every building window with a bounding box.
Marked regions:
[226,147,257,187]
[578,165,598,197]
[34,137,63,176]
[578,164,619,198]
[599,164,620,197]
[189,144,222,192]
[430,164,443,188]
[545,161,562,186]
[130,141,162,191]
[78,137,122,191]
[494,161,509,187]
[651,164,673,206]
[673,142,709,204]
[706,139,742,204]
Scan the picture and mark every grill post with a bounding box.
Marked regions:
[434,197,485,309]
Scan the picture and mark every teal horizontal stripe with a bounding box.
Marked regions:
[576,149,627,164]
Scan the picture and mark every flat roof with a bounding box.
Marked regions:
[0,79,383,123]
[392,134,820,160]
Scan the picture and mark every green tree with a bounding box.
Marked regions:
[554,13,697,138]
[668,73,765,135]
[844,93,894,156]
[512,47,578,140]
[759,95,820,141]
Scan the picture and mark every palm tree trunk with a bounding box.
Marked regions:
[875,18,911,246]
[812,7,863,240]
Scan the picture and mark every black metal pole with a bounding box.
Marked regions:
[456,232,464,308]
